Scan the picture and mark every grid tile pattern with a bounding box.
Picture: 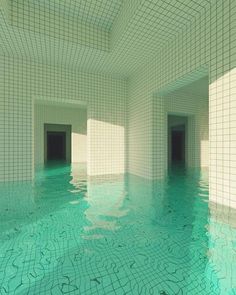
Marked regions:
[209,1,236,209]
[0,56,127,181]
[1,165,235,294]
[165,79,209,168]
[0,0,236,208]
[10,1,110,52]
[127,0,236,208]
[34,104,87,165]
[128,77,209,179]
[29,0,123,31]
[0,0,210,75]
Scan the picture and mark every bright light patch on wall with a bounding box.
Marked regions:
[209,68,236,208]
[88,119,125,176]
[71,132,87,163]
[200,140,209,167]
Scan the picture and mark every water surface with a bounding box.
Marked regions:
[0,164,235,294]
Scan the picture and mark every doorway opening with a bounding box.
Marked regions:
[47,131,66,161]
[168,115,188,166]
[44,124,71,163]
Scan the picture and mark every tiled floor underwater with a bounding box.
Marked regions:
[0,163,235,295]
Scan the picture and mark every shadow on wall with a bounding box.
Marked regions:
[34,100,126,176]
[34,102,87,166]
[160,72,209,169]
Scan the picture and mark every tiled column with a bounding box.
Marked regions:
[1,96,33,182]
[0,58,33,182]
[152,96,166,179]
[209,0,236,208]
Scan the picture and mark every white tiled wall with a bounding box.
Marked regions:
[128,73,154,179]
[0,56,127,181]
[34,104,87,165]
[0,58,33,182]
[128,86,209,178]
[0,0,236,209]
[128,0,236,208]
[165,89,209,168]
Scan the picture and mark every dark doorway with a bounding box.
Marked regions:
[168,115,187,166]
[44,124,71,163]
[47,131,66,161]
[171,128,185,163]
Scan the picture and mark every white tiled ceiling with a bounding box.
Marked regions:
[28,0,123,30]
[0,0,211,76]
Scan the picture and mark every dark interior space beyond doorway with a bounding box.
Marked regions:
[47,131,66,161]
[171,129,185,162]
[168,115,187,166]
[44,124,71,163]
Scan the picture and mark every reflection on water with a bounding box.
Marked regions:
[207,203,236,294]
[85,174,128,233]
[0,163,235,294]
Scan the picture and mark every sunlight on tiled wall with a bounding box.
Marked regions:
[0,0,235,208]
[209,68,236,209]
[201,141,209,167]
[128,0,235,208]
[72,133,87,164]
[34,104,87,165]
[0,56,127,181]
[88,119,125,176]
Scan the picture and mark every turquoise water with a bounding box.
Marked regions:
[0,164,235,295]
